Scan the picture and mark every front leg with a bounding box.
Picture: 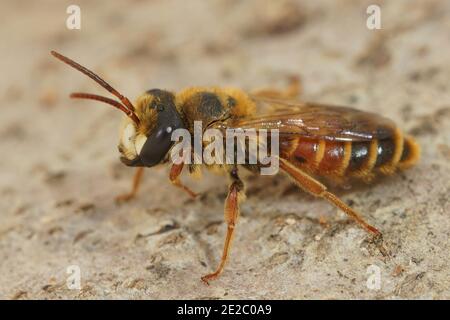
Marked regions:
[201,166,245,284]
[115,167,144,203]
[169,162,198,198]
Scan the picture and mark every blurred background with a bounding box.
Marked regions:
[0,0,449,299]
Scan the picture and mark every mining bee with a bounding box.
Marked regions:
[51,51,420,284]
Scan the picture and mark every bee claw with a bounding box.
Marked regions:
[188,190,199,199]
[200,275,212,286]
[115,193,135,204]
[370,232,392,259]
[201,269,223,285]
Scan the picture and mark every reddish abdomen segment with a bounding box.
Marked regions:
[281,129,419,182]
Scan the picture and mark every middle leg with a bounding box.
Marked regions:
[169,162,198,198]
[201,166,245,284]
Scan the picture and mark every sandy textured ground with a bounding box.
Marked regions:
[0,0,449,299]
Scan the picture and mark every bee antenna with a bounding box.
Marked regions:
[70,93,140,125]
[50,50,137,113]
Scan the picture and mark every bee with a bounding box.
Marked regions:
[51,51,420,284]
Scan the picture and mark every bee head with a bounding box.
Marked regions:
[118,89,185,167]
[50,51,185,168]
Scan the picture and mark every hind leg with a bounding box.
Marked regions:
[279,158,388,255]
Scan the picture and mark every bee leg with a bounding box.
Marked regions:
[169,163,198,198]
[252,75,302,99]
[115,167,144,203]
[201,166,244,284]
[279,158,389,256]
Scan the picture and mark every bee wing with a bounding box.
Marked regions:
[216,96,397,142]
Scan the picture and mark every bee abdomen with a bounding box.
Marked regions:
[348,141,371,171]
[345,129,420,180]
[289,129,419,182]
[397,135,420,170]
[291,139,350,176]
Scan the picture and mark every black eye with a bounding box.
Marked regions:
[139,124,174,166]
[138,90,184,167]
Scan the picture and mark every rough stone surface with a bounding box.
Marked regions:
[0,0,449,299]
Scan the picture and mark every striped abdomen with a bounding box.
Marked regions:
[281,128,419,182]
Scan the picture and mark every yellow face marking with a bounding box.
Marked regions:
[122,123,136,149]
[135,134,147,155]
[120,122,138,159]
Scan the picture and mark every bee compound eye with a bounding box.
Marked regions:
[139,125,173,167]
[138,89,185,167]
